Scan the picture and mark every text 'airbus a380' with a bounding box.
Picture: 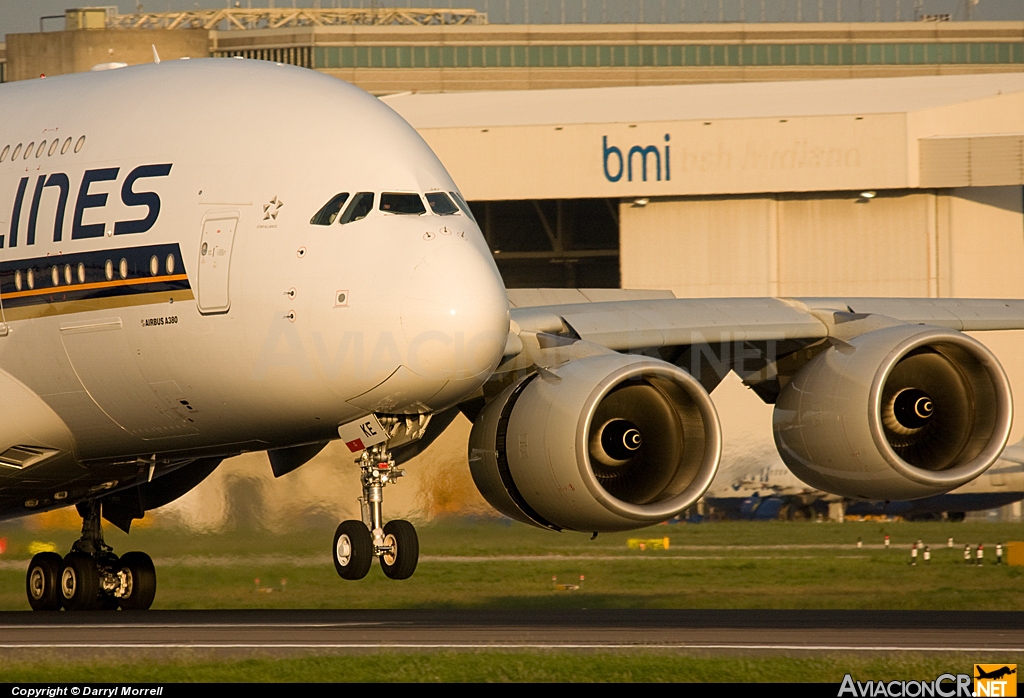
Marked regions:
[0,58,1022,611]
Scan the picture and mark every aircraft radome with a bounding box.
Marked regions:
[0,58,1022,611]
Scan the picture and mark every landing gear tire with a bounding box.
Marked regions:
[26,552,63,611]
[380,519,419,580]
[334,520,373,580]
[61,553,101,611]
[118,552,157,610]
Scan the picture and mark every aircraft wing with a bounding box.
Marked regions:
[507,290,1024,351]
[479,289,1023,520]
[997,440,1024,466]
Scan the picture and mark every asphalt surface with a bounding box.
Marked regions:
[0,609,1022,656]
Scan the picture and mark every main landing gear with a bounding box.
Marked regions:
[26,500,156,611]
[333,443,419,581]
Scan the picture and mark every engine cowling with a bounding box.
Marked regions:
[773,325,1012,500]
[468,353,722,532]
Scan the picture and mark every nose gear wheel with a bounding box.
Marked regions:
[380,519,419,580]
[333,520,373,580]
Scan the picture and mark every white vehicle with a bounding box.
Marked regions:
[1,59,1022,611]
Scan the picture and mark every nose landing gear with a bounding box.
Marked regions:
[25,500,157,611]
[332,442,419,580]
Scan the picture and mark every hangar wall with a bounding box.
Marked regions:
[943,186,1024,298]
[619,187,1024,299]
[395,76,1024,303]
[418,112,909,201]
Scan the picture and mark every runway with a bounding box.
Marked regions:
[0,609,1021,657]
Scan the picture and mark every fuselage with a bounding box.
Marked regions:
[0,59,509,516]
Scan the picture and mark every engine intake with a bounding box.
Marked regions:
[468,354,722,532]
[773,325,1012,500]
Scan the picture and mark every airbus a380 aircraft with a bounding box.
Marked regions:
[1,58,1022,611]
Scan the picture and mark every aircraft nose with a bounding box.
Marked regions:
[401,242,509,392]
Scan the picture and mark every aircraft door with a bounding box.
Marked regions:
[197,213,238,314]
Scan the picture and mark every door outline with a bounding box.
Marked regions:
[196,210,240,315]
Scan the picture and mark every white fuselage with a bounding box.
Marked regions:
[0,59,509,508]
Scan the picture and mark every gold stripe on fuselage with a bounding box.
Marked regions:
[2,289,195,322]
[3,273,191,301]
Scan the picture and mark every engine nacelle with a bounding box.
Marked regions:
[468,354,722,532]
[773,325,1012,500]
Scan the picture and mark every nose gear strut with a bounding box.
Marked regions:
[332,438,420,581]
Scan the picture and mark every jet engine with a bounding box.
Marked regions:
[468,354,721,532]
[773,325,1012,500]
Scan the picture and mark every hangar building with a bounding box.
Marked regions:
[386,72,1024,299]
[5,7,1024,91]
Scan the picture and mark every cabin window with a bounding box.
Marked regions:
[74,136,85,154]
[50,266,59,287]
[310,192,350,226]
[61,138,72,155]
[36,142,46,158]
[77,263,85,283]
[426,192,459,215]
[339,192,374,224]
[165,254,175,275]
[104,260,113,281]
[149,256,159,276]
[12,144,22,160]
[24,143,34,160]
[63,264,72,285]
[380,192,426,215]
[450,191,477,223]
[14,271,21,291]
[26,269,34,290]
[48,140,59,157]
[118,258,128,280]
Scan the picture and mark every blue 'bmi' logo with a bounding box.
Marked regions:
[603,135,671,183]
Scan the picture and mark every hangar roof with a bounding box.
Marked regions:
[383,72,1024,128]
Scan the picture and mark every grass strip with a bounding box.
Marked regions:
[3,651,1020,683]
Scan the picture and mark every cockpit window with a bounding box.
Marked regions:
[449,191,477,223]
[340,192,374,224]
[425,192,459,215]
[310,192,350,226]
[380,193,426,215]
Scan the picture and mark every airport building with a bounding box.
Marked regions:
[4,7,1024,89]
[383,73,1024,301]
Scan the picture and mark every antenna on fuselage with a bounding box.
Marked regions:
[151,45,161,64]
